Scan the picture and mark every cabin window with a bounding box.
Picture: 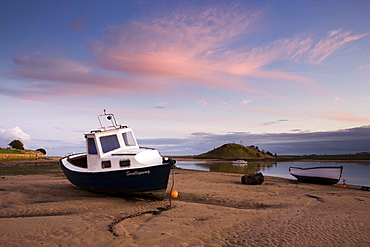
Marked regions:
[101,160,111,168]
[100,135,120,153]
[122,132,136,146]
[120,159,131,167]
[87,138,97,155]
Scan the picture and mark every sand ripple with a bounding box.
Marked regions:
[0,169,369,246]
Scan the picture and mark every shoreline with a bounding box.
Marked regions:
[173,157,370,163]
[2,155,370,164]
[0,164,369,246]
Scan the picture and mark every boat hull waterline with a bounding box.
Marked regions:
[61,157,172,199]
[289,166,343,185]
[59,110,175,200]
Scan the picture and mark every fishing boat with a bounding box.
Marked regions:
[289,166,343,185]
[60,110,176,200]
[232,142,248,165]
[232,160,248,165]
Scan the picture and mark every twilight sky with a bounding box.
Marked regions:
[1,0,370,156]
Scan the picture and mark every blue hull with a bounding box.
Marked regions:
[60,161,172,200]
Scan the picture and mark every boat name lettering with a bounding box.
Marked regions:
[126,170,151,176]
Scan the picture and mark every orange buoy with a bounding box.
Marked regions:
[341,184,346,188]
[171,190,178,198]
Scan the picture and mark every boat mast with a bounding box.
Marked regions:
[98,109,121,130]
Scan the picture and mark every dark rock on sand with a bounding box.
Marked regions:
[241,172,264,185]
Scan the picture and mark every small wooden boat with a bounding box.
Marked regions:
[289,166,343,185]
[60,110,176,200]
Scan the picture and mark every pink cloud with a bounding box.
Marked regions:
[8,6,368,100]
[91,5,266,91]
[309,29,368,64]
[309,110,370,123]
[10,55,166,100]
[14,56,91,74]
[325,96,345,104]
[198,99,207,107]
[359,63,370,70]
[241,99,252,104]
[219,37,313,75]
[90,7,325,91]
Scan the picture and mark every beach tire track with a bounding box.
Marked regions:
[0,209,76,218]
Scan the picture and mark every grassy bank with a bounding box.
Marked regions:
[0,161,62,176]
[0,148,45,161]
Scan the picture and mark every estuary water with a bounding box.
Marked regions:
[175,160,370,187]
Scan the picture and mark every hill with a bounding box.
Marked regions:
[195,143,275,160]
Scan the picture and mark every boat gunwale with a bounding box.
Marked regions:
[289,166,343,170]
[289,166,343,185]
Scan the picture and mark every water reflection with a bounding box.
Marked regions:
[177,161,277,174]
[176,160,370,187]
[208,162,276,174]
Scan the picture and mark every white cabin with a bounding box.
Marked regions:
[79,112,162,172]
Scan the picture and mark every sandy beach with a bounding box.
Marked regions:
[1,160,369,246]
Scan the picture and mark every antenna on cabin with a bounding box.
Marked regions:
[98,109,120,130]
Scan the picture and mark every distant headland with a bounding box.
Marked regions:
[170,143,370,162]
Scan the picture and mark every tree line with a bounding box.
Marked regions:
[7,139,46,155]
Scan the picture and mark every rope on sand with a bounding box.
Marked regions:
[109,165,177,237]
[169,166,176,207]
[108,205,172,237]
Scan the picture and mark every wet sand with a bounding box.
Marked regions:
[0,161,369,246]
